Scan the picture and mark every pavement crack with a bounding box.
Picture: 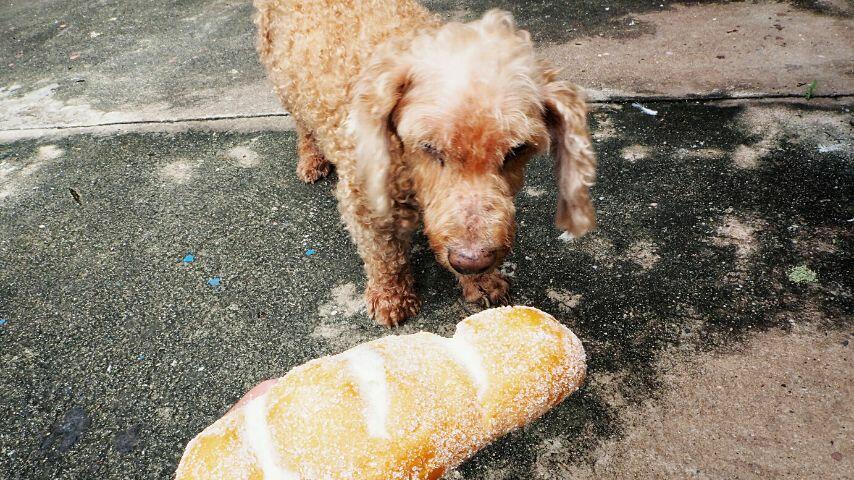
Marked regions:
[589,92,853,105]
[1,93,850,140]
[0,112,292,133]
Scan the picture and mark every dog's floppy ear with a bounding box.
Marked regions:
[479,9,517,34]
[542,79,597,237]
[478,9,532,43]
[347,54,411,217]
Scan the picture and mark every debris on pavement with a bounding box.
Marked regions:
[631,102,658,116]
[305,249,317,256]
[558,231,575,243]
[206,277,222,287]
[69,187,82,206]
[817,144,846,153]
[499,261,517,278]
[804,80,818,100]
[0,319,7,326]
[180,253,195,264]
[788,265,818,284]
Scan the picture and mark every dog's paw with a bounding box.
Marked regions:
[459,271,511,307]
[364,284,420,327]
[296,155,331,184]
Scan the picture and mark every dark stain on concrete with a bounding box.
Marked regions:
[422,99,853,475]
[789,0,853,16]
[423,0,851,43]
[113,424,143,454]
[423,0,667,42]
[37,406,91,457]
[0,100,852,478]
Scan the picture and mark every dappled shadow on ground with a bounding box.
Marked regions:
[422,0,850,43]
[0,100,851,479]
[414,99,853,477]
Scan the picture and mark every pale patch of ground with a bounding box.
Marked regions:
[713,215,762,260]
[732,144,763,169]
[546,289,583,312]
[574,233,617,267]
[620,144,650,162]
[310,322,370,353]
[226,145,261,168]
[317,282,366,318]
[732,102,853,168]
[557,327,853,479]
[159,160,198,185]
[591,113,619,141]
[817,143,848,154]
[0,84,136,130]
[312,282,371,352]
[0,144,65,201]
[524,186,546,197]
[541,2,854,97]
[623,240,660,270]
[675,147,725,160]
[0,80,287,133]
[34,145,64,161]
[154,407,174,427]
[711,215,765,280]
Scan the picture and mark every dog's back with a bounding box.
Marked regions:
[254,0,436,141]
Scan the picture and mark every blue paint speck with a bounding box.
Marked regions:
[181,253,195,263]
[207,277,222,287]
[137,354,145,361]
[305,249,317,256]
[0,319,7,326]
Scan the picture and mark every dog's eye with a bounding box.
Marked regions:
[420,143,444,166]
[505,143,532,162]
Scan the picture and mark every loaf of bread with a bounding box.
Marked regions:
[175,306,586,479]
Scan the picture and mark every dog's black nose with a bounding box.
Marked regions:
[448,248,497,275]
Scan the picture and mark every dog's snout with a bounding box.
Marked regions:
[448,248,497,275]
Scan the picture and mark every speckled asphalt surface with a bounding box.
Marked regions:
[1,1,852,479]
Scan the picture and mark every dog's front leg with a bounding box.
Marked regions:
[337,181,420,327]
[457,271,511,307]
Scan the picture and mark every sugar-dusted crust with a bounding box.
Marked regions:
[176,306,586,479]
[456,306,587,437]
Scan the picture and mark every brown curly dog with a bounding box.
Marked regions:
[254,0,596,326]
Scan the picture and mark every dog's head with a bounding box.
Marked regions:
[348,10,596,275]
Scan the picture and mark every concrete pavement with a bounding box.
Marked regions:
[1,1,852,479]
[1,0,851,132]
